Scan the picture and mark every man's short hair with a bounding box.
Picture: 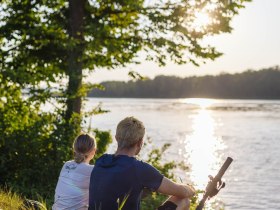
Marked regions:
[116,117,145,149]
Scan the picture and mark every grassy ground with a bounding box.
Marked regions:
[0,189,23,209]
[0,188,223,210]
[0,189,47,210]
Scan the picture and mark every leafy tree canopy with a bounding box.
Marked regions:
[0,0,251,121]
[1,0,250,85]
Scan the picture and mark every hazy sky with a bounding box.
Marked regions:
[87,0,280,83]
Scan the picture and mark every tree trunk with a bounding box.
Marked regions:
[65,0,85,122]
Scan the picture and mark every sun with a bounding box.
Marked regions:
[192,11,211,32]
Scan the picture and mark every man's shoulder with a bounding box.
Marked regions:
[96,154,136,163]
[96,153,112,160]
[134,158,149,166]
[94,154,157,173]
[95,153,113,164]
[133,158,159,172]
[134,158,164,191]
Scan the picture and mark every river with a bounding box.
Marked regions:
[83,98,280,210]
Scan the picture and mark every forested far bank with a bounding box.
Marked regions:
[88,67,280,99]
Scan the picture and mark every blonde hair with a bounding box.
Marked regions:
[73,134,96,163]
[116,117,145,149]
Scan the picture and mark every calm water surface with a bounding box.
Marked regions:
[84,98,280,210]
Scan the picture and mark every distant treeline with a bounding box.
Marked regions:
[89,67,280,99]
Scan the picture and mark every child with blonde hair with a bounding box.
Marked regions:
[53,134,96,210]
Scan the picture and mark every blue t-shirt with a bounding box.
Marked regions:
[89,154,163,210]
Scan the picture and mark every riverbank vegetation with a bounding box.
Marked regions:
[89,67,280,99]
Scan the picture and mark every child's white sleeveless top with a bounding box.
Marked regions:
[52,160,94,210]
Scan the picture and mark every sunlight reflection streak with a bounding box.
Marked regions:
[183,99,225,189]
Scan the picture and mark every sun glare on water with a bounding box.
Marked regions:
[181,98,216,109]
[181,98,225,189]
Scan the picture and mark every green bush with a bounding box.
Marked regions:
[0,79,112,207]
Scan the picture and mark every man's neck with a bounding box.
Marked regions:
[115,147,136,157]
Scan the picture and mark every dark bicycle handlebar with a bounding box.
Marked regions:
[195,157,233,210]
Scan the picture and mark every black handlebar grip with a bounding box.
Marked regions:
[215,157,233,180]
[195,157,233,210]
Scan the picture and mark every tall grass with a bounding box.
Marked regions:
[0,189,23,209]
[0,189,47,210]
[117,193,130,210]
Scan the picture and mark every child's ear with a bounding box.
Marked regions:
[91,148,97,156]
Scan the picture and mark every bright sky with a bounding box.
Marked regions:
[87,0,280,83]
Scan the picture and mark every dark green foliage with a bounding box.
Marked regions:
[93,129,112,161]
[141,192,167,210]
[89,67,280,99]
[0,76,112,205]
[0,86,60,198]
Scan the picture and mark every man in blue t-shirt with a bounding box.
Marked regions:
[89,117,195,210]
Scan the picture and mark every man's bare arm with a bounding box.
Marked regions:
[157,177,195,198]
